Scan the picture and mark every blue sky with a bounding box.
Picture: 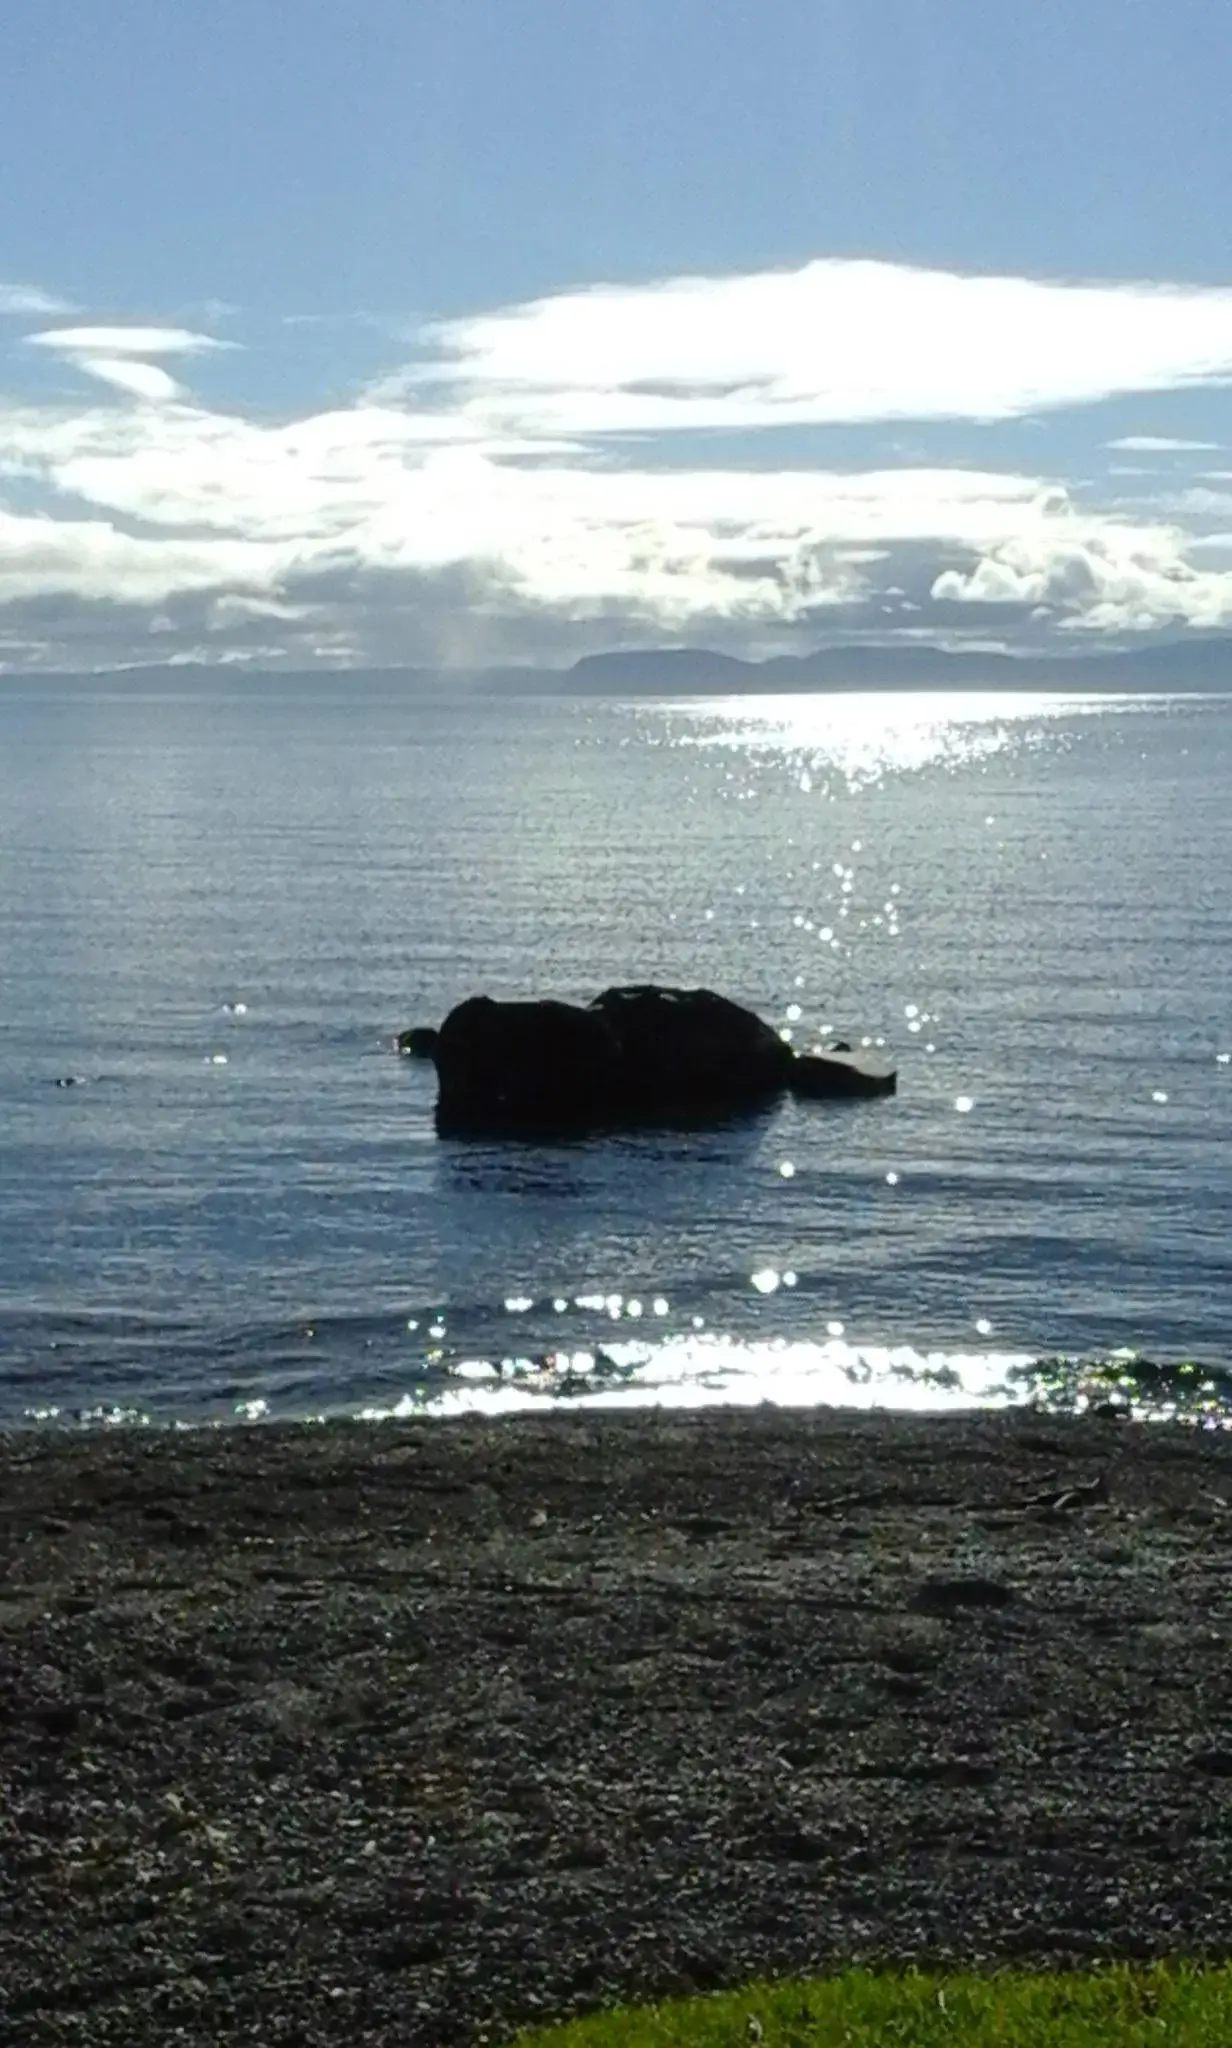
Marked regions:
[3,0,1232,669]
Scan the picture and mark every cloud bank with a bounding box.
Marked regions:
[405,259,1232,434]
[5,259,1232,669]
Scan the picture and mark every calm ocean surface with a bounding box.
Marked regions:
[2,673,1230,1427]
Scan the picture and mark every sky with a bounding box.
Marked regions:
[4,0,1232,671]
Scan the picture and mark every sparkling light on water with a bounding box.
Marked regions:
[679,690,1133,789]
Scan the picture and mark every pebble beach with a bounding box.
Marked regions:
[4,1408,1232,2046]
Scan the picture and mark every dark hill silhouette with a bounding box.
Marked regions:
[25,635,1232,694]
[561,637,1232,694]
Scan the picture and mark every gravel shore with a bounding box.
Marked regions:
[3,1408,1232,2045]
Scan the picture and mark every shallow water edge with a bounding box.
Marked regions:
[10,1342,1232,1433]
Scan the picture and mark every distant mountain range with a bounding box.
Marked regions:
[17,635,1232,693]
[540,637,1232,694]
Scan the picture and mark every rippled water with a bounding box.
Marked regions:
[2,673,1230,1426]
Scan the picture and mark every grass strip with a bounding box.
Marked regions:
[508,1964,1232,2046]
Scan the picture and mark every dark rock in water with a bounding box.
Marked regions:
[590,983,791,1118]
[413,983,896,1138]
[434,996,623,1136]
[397,1025,439,1058]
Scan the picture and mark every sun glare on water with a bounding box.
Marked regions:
[676,689,1142,789]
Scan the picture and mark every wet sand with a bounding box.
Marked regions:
[3,1408,1232,2045]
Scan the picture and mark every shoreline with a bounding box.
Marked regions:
[9,1329,1232,1438]
[4,1407,1232,2045]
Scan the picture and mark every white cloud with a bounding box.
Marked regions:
[932,523,1232,633]
[27,325,229,356]
[0,381,1073,621]
[398,259,1232,436]
[25,324,232,408]
[0,506,296,605]
[1106,436,1221,453]
[1165,487,1232,515]
[68,357,185,402]
[0,283,75,317]
[9,257,1232,664]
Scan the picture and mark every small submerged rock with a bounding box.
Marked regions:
[397,1025,439,1059]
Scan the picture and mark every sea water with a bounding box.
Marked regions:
[1,672,1229,1426]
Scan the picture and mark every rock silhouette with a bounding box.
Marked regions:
[399,984,895,1137]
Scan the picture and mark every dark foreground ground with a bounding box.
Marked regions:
[3,1409,1232,2046]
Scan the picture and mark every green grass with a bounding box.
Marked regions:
[508,1965,1232,2046]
